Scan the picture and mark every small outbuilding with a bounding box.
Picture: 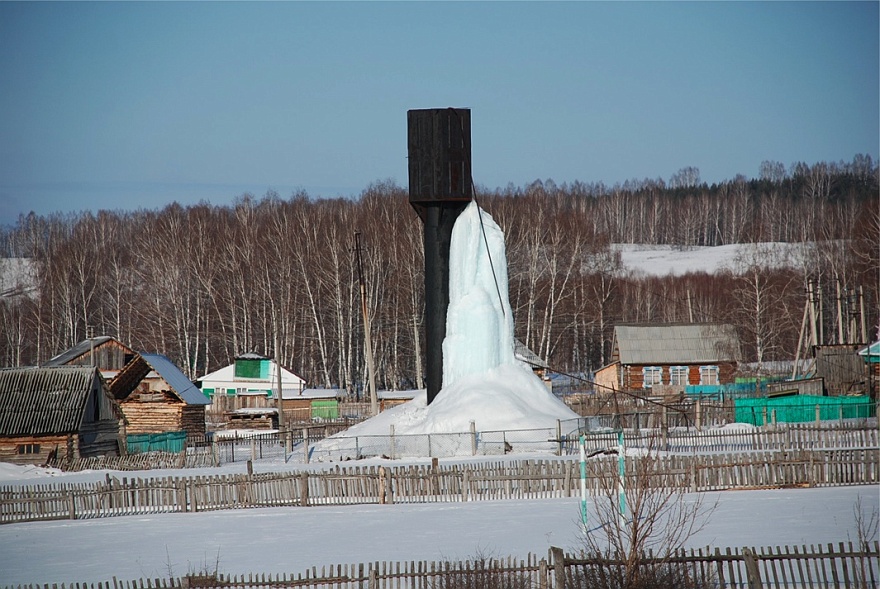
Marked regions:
[594,323,741,393]
[108,352,210,437]
[0,366,124,465]
[378,389,422,412]
[43,336,136,381]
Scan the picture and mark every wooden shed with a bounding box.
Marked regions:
[0,366,124,465]
[108,352,210,437]
[815,344,869,396]
[43,336,136,380]
[594,323,741,393]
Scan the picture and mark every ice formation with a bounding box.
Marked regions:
[315,201,578,451]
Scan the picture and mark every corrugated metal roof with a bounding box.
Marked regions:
[514,339,550,370]
[43,336,117,367]
[0,366,97,435]
[614,323,740,365]
[139,353,211,405]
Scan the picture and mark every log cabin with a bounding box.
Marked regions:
[594,323,741,394]
[0,366,124,465]
[108,353,210,437]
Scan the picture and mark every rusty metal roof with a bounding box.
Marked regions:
[0,366,99,435]
[613,323,740,365]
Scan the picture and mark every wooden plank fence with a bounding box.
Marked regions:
[573,423,879,455]
[3,448,877,524]
[4,542,877,589]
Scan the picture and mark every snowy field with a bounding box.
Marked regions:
[0,475,876,586]
[613,242,806,277]
[1,209,870,586]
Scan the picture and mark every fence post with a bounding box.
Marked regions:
[470,421,477,456]
[250,439,256,463]
[556,420,562,456]
[379,466,387,505]
[550,546,565,589]
[299,472,309,507]
[385,466,394,505]
[431,457,440,496]
[368,568,378,589]
[742,547,763,589]
[539,557,548,589]
[302,428,310,464]
[815,404,821,424]
[67,491,76,520]
[390,425,396,460]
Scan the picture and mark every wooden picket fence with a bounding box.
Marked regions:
[578,422,880,455]
[4,542,877,589]
[2,448,877,524]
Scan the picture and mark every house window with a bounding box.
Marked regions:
[17,443,40,455]
[700,365,719,385]
[670,366,689,386]
[642,366,662,388]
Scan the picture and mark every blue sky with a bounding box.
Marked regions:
[0,1,877,227]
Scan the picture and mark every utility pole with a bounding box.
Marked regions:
[859,286,867,344]
[355,232,378,416]
[274,325,285,432]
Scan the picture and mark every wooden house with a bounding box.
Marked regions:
[0,366,124,465]
[594,323,741,393]
[43,336,136,381]
[108,352,210,437]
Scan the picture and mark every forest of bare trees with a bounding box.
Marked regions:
[0,157,877,394]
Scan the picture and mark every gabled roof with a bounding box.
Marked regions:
[0,366,101,435]
[199,361,305,385]
[43,336,129,367]
[110,353,210,405]
[613,323,740,365]
[298,388,342,399]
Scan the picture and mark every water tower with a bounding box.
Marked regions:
[407,108,472,404]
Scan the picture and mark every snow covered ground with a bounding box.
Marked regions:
[0,211,868,587]
[0,477,875,586]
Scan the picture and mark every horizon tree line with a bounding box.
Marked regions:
[0,156,877,393]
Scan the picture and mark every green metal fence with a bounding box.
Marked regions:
[735,395,876,425]
[126,431,187,454]
[311,400,339,420]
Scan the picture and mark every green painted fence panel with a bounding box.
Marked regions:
[311,400,339,420]
[126,431,187,454]
[735,395,875,425]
